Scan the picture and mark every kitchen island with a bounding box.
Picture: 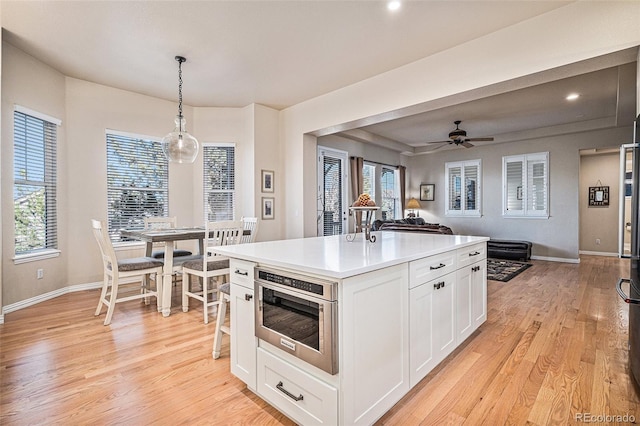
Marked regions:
[213,231,489,425]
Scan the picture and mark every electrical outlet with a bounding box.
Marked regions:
[596,238,601,245]
[37,269,44,279]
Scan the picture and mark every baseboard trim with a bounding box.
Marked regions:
[530,255,581,264]
[1,281,103,316]
[578,250,619,257]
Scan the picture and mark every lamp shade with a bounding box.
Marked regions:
[407,198,421,209]
[162,115,199,163]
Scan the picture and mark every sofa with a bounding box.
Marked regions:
[371,218,454,235]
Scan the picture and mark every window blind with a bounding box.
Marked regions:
[464,164,478,211]
[527,159,547,212]
[106,133,168,241]
[381,167,399,220]
[204,144,235,221]
[14,110,58,254]
[322,156,342,235]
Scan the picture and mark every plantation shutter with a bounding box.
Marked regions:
[505,159,524,212]
[106,132,168,240]
[527,154,548,214]
[14,109,59,254]
[447,165,462,213]
[204,144,235,221]
[464,163,478,212]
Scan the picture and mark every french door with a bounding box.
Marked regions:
[620,144,634,257]
[317,147,348,236]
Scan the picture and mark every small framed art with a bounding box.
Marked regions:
[262,197,275,220]
[420,184,435,201]
[588,186,609,207]
[262,170,274,193]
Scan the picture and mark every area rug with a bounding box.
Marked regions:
[486,258,532,282]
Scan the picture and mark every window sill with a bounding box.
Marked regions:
[13,249,61,264]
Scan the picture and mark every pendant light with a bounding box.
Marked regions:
[162,55,199,163]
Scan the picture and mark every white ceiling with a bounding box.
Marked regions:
[2,1,636,153]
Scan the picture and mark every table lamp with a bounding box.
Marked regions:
[407,198,421,217]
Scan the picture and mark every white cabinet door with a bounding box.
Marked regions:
[409,279,434,388]
[230,283,257,390]
[472,259,487,329]
[341,264,409,426]
[456,259,487,344]
[456,265,473,344]
[431,272,457,363]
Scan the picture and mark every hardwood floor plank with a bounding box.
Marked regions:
[2,256,639,425]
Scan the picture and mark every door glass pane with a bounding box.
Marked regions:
[623,147,633,256]
[322,156,342,236]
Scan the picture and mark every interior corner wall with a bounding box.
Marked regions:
[406,127,632,261]
[579,153,620,254]
[280,2,640,239]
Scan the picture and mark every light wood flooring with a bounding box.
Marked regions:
[1,256,638,425]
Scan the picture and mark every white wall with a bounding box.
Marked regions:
[281,1,640,239]
[407,127,632,261]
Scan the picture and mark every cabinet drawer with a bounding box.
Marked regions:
[457,242,487,269]
[409,250,456,288]
[229,259,255,289]
[257,348,338,426]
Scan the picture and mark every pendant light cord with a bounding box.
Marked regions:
[175,56,186,134]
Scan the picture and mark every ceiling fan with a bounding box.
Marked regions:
[425,120,494,149]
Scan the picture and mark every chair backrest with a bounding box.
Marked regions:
[144,216,178,250]
[91,219,117,274]
[204,220,244,264]
[241,217,259,244]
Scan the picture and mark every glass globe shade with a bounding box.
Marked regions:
[162,115,199,163]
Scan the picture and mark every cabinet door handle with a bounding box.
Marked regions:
[433,281,445,290]
[234,269,249,276]
[276,381,304,401]
[430,263,446,270]
[469,251,480,257]
[472,266,480,272]
[245,293,253,301]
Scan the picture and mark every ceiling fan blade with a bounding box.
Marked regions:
[424,140,451,145]
[467,137,494,142]
[461,141,474,148]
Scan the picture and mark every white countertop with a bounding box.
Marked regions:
[213,231,489,279]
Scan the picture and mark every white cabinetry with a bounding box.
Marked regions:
[455,243,487,344]
[230,259,256,390]
[341,264,409,425]
[409,271,456,387]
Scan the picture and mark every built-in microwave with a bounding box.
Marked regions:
[254,267,338,375]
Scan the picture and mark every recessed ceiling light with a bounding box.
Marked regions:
[566,93,580,101]
[388,1,401,11]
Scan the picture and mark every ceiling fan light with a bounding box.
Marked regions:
[162,115,199,163]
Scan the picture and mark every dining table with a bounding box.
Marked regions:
[120,227,251,317]
[120,227,205,316]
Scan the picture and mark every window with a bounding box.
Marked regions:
[204,144,235,221]
[14,108,60,256]
[107,131,168,241]
[502,152,548,217]
[445,159,481,217]
[381,167,401,220]
[362,163,376,200]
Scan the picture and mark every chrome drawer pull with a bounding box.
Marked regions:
[276,381,304,401]
[430,263,446,270]
[234,269,249,276]
[469,251,480,257]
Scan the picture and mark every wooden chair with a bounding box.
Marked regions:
[143,216,193,259]
[212,282,231,359]
[241,216,259,244]
[181,220,243,324]
[91,219,164,326]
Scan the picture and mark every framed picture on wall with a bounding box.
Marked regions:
[588,186,609,207]
[420,184,435,201]
[262,197,275,220]
[261,170,274,193]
